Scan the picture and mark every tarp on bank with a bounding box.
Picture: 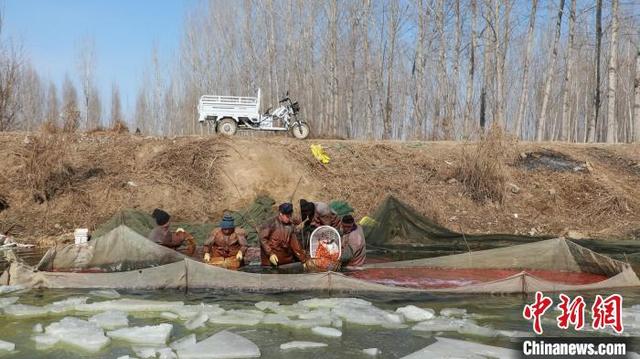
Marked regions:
[4,226,639,294]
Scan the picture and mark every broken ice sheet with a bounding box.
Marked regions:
[37,316,111,353]
[184,311,209,330]
[0,296,19,309]
[208,309,264,326]
[169,333,196,351]
[400,336,518,359]
[280,341,328,350]
[311,326,342,337]
[89,310,129,330]
[76,299,184,313]
[395,305,435,322]
[177,330,260,359]
[332,303,403,327]
[0,285,26,295]
[107,323,173,345]
[0,339,15,352]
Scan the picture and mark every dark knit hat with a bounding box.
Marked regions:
[300,199,315,218]
[152,208,170,226]
[220,214,235,229]
[279,202,293,215]
[342,214,355,224]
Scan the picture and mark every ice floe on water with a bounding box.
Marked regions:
[396,305,435,322]
[0,339,15,352]
[107,323,173,345]
[33,317,110,352]
[0,285,26,295]
[0,294,566,357]
[169,333,196,351]
[89,310,129,330]
[184,311,209,330]
[311,326,342,337]
[362,347,381,356]
[280,341,328,350]
[88,289,121,299]
[0,296,18,309]
[4,296,88,317]
[76,299,184,313]
[400,336,519,359]
[177,330,260,359]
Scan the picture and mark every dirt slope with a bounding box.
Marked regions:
[0,131,638,245]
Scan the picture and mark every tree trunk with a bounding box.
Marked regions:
[413,0,426,139]
[451,0,461,137]
[362,0,374,139]
[536,0,565,142]
[515,0,538,139]
[493,0,503,129]
[605,0,619,143]
[463,0,477,139]
[328,0,339,137]
[436,0,449,139]
[560,0,576,142]
[587,0,602,142]
[634,49,640,143]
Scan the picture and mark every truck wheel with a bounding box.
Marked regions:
[291,122,310,139]
[217,118,237,136]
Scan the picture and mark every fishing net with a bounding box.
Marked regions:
[305,226,342,272]
[309,226,341,258]
[362,195,640,272]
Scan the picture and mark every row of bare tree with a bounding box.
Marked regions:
[0,17,123,133]
[1,1,639,143]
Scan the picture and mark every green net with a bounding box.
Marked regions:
[362,195,640,270]
[92,196,277,246]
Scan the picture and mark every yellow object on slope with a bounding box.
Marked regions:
[359,216,378,227]
[310,144,330,164]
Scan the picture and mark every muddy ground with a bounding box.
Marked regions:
[0,131,638,245]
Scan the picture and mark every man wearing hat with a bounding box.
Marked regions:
[259,202,307,267]
[148,208,196,256]
[339,214,366,267]
[203,214,248,270]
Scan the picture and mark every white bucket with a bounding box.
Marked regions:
[74,228,89,244]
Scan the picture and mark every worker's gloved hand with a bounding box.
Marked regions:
[236,251,243,261]
[269,254,279,266]
[303,261,308,271]
[204,253,211,262]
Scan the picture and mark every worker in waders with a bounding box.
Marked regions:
[259,203,307,267]
[203,214,248,270]
[339,215,366,267]
[148,208,196,256]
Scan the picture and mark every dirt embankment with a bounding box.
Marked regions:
[0,131,639,245]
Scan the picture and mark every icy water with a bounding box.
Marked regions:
[0,287,639,358]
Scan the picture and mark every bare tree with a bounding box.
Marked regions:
[0,46,22,131]
[605,0,619,143]
[78,36,97,130]
[559,0,576,141]
[61,75,80,132]
[46,81,59,127]
[111,82,123,127]
[514,0,538,138]
[536,0,565,142]
[634,48,640,143]
[587,0,603,142]
[464,0,477,138]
